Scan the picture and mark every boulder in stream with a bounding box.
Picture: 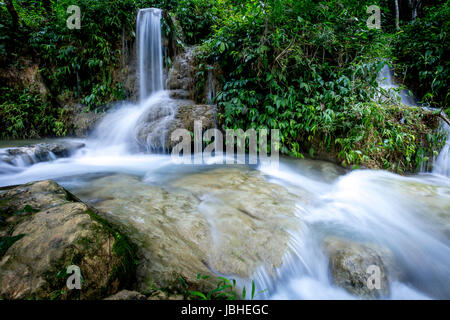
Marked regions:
[1,141,85,167]
[323,237,397,298]
[73,168,302,292]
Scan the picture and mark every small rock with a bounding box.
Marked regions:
[105,290,146,300]
[168,294,184,300]
[148,290,168,300]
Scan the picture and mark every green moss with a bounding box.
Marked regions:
[65,189,137,293]
[0,234,26,257]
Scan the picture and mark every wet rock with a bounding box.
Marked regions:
[135,96,193,150]
[1,141,85,167]
[135,98,216,150]
[323,237,396,298]
[71,108,105,138]
[72,169,301,292]
[174,104,216,132]
[105,290,146,300]
[166,47,195,92]
[169,89,191,100]
[0,180,135,300]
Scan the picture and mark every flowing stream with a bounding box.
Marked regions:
[0,8,449,300]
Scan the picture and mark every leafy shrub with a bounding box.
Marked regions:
[0,86,67,138]
[189,0,445,172]
[394,2,450,112]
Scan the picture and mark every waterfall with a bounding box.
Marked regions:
[137,8,164,101]
[87,8,178,153]
[376,62,449,176]
[433,122,450,177]
[376,63,416,106]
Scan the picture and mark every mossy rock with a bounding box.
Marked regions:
[0,180,136,300]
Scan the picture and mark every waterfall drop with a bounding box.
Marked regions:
[433,122,450,177]
[137,8,164,100]
[85,8,180,153]
[377,63,416,106]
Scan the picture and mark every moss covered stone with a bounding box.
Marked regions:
[0,180,136,300]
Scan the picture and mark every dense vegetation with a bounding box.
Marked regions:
[0,0,448,172]
[394,2,449,114]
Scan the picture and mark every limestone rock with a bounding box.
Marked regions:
[0,180,135,300]
[72,169,301,292]
[166,47,195,92]
[135,98,216,150]
[70,108,105,138]
[323,237,397,298]
[0,141,85,167]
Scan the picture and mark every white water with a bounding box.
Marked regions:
[137,8,164,100]
[89,91,177,152]
[0,9,449,300]
[206,69,216,104]
[90,8,179,152]
[377,63,416,106]
[1,152,449,299]
[376,61,450,176]
[434,122,450,176]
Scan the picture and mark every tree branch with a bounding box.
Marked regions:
[5,0,20,31]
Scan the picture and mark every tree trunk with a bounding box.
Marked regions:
[5,0,20,30]
[395,0,400,29]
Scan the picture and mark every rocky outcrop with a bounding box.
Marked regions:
[0,180,135,300]
[67,104,106,138]
[73,169,301,293]
[135,98,217,151]
[174,104,216,132]
[0,141,85,167]
[323,237,397,298]
[0,59,48,96]
[167,47,195,97]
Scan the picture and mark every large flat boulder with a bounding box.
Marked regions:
[0,180,135,300]
[73,168,301,292]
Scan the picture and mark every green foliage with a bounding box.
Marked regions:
[0,0,446,172]
[26,0,135,109]
[188,273,266,300]
[173,0,223,44]
[189,0,445,172]
[0,86,67,138]
[394,2,450,112]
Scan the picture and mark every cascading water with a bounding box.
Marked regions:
[376,61,450,177]
[137,8,164,100]
[377,62,416,106]
[433,122,450,177]
[0,8,450,301]
[87,8,178,153]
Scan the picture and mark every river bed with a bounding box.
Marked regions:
[0,139,449,299]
